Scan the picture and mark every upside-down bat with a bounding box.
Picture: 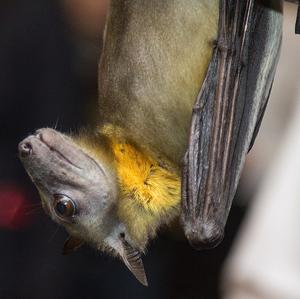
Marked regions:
[19,0,283,286]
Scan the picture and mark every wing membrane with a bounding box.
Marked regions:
[181,0,283,249]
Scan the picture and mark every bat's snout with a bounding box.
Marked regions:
[18,129,48,160]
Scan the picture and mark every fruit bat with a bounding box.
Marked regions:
[19,0,283,286]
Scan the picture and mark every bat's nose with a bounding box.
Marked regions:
[18,141,33,158]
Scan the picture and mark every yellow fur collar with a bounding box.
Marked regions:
[102,125,181,247]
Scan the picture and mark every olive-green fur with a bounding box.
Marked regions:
[99,0,219,165]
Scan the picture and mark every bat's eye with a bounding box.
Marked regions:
[54,195,77,220]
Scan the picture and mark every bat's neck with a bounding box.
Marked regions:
[100,124,181,247]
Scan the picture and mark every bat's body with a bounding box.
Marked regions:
[99,1,219,165]
[18,0,283,286]
[96,0,219,249]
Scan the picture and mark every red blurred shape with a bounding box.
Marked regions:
[0,183,36,231]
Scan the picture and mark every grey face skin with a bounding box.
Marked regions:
[18,128,148,286]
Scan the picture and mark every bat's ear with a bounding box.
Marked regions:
[118,235,148,286]
[63,236,84,255]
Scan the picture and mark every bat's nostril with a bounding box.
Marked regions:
[19,142,33,158]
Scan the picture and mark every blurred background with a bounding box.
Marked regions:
[0,1,299,298]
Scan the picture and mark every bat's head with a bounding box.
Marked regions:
[18,128,148,286]
[18,128,117,242]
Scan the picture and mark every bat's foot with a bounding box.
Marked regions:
[183,220,224,250]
